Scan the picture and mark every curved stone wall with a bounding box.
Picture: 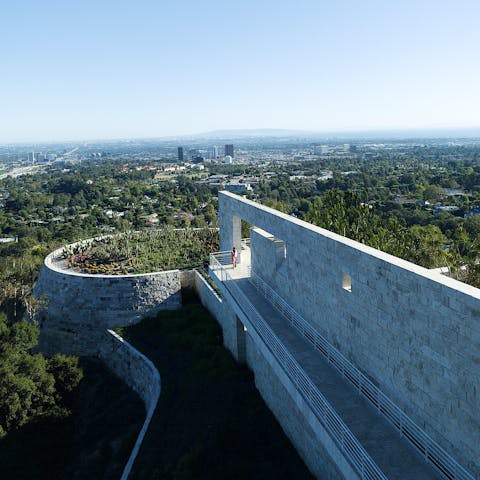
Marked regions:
[32,239,175,478]
[33,242,182,355]
[100,330,161,480]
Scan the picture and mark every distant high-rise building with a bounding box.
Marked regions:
[177,147,184,161]
[225,144,234,157]
[209,146,219,159]
[28,152,46,164]
[314,145,329,155]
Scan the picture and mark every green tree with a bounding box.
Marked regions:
[47,354,84,404]
[0,313,83,437]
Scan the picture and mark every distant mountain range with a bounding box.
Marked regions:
[186,127,480,140]
[4,127,480,147]
[193,129,316,138]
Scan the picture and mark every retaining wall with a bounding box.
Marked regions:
[33,233,353,478]
[100,330,160,480]
[34,244,182,355]
[191,270,347,478]
[219,190,480,476]
[245,332,352,480]
[33,240,165,480]
[190,271,244,362]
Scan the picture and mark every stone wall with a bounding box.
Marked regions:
[99,329,160,407]
[34,244,182,354]
[190,269,351,478]
[219,190,480,475]
[99,330,161,480]
[245,333,354,480]
[192,270,245,362]
[33,241,164,480]
[33,234,361,478]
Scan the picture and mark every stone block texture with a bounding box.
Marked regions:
[99,329,160,408]
[100,331,160,480]
[191,270,349,478]
[33,243,162,480]
[193,271,244,362]
[219,190,480,476]
[33,245,182,354]
[245,333,355,480]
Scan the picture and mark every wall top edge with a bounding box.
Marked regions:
[219,191,480,300]
[43,243,182,279]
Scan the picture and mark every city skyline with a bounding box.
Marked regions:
[1,0,479,143]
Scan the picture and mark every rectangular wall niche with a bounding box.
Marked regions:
[342,273,352,292]
[275,238,287,268]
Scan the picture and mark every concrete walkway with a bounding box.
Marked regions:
[218,249,441,479]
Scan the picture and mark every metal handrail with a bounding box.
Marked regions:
[250,272,474,480]
[209,253,388,480]
[241,237,251,249]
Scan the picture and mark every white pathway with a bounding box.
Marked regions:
[213,246,440,480]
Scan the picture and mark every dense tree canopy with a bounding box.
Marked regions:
[0,313,83,438]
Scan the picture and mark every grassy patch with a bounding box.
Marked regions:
[123,301,314,480]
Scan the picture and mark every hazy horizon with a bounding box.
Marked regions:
[1,0,479,143]
[3,126,480,148]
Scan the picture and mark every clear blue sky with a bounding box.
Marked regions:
[1,0,479,142]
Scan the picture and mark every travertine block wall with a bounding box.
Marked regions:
[219,191,480,475]
[100,330,160,480]
[33,245,182,354]
[33,244,164,480]
[99,329,160,408]
[245,333,352,480]
[194,269,350,478]
[192,271,244,362]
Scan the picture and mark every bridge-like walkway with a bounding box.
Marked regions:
[214,248,441,480]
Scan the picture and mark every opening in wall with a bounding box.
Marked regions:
[275,239,287,268]
[241,219,252,240]
[235,316,247,363]
[342,273,352,292]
